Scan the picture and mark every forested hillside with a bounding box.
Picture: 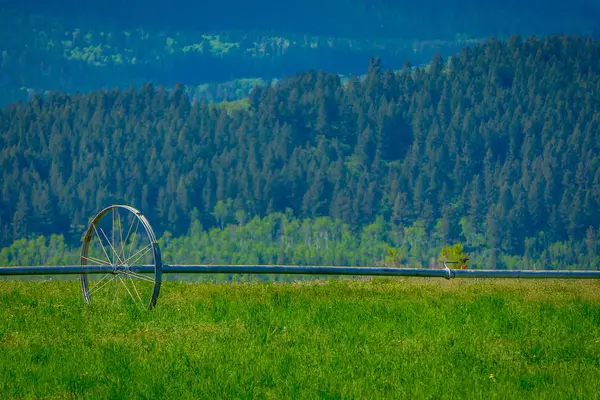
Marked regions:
[3,0,600,107]
[0,7,468,106]
[1,35,600,268]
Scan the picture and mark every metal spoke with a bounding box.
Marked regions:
[112,277,119,306]
[120,213,137,262]
[119,269,155,283]
[112,208,115,265]
[127,219,141,263]
[81,255,111,266]
[123,243,153,266]
[92,223,113,266]
[88,273,111,292]
[117,275,136,303]
[127,274,145,303]
[100,227,125,266]
[89,274,118,295]
[117,209,127,266]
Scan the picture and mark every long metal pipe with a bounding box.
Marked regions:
[1,265,600,279]
[0,266,116,275]
[452,269,600,279]
[163,265,451,277]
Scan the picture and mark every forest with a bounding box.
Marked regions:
[0,6,473,107]
[2,0,600,107]
[1,35,600,269]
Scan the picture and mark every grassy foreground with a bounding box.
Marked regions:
[1,278,600,399]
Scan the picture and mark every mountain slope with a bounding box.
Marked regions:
[1,35,599,268]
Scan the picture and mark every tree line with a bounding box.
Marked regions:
[1,211,596,271]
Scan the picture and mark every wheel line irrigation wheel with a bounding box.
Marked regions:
[79,205,162,309]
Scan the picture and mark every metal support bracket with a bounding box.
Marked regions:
[443,261,456,280]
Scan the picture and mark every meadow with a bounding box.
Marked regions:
[1,277,599,398]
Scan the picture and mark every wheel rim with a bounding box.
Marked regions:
[80,205,162,309]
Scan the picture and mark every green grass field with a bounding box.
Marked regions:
[1,278,600,398]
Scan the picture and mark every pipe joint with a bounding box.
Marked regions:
[443,262,455,280]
